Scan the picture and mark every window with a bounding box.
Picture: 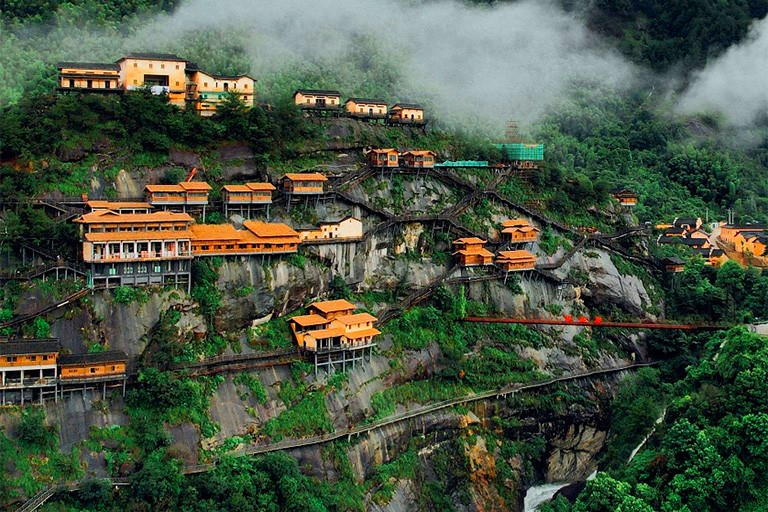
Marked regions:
[176,81,180,86]
[161,64,165,69]
[134,79,138,84]
[7,356,16,363]
[176,64,179,70]
[105,81,110,89]
[244,84,248,89]
[87,80,93,88]
[149,63,153,69]
[111,365,116,371]
[134,62,137,68]
[90,367,96,373]
[68,79,75,88]
[43,355,49,361]
[204,82,208,87]
[223,83,229,91]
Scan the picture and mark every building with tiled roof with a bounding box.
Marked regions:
[280,173,328,195]
[345,98,388,118]
[452,238,494,267]
[190,222,300,257]
[500,218,540,243]
[611,188,638,207]
[299,216,363,242]
[221,182,276,217]
[495,250,536,271]
[399,150,436,169]
[366,148,399,168]
[388,103,425,125]
[145,181,211,213]
[290,299,379,374]
[293,89,342,110]
[75,209,194,290]
[0,340,60,404]
[86,200,153,214]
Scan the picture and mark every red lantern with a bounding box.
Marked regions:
[578,316,588,323]
[564,315,573,323]
[594,316,603,324]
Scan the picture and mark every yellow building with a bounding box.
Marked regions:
[388,103,425,124]
[186,67,256,116]
[367,148,399,168]
[117,52,189,107]
[293,89,341,110]
[280,173,328,195]
[299,216,363,242]
[57,62,121,92]
[57,52,256,115]
[345,98,388,118]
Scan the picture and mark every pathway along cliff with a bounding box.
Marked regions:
[16,361,656,512]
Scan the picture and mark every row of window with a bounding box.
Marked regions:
[133,62,181,70]
[195,243,297,251]
[89,226,189,232]
[3,355,52,363]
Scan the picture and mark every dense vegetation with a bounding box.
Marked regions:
[542,327,768,512]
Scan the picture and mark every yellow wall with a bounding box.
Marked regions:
[345,100,387,115]
[120,57,187,106]
[191,71,256,114]
[294,92,340,107]
[60,361,126,379]
[0,353,57,368]
[392,107,423,121]
[59,67,120,90]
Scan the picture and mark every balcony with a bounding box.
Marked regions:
[0,377,56,389]
[90,250,193,262]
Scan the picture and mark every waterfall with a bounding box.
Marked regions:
[628,408,666,463]
[522,469,597,511]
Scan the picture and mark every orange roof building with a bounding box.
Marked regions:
[611,188,638,207]
[87,200,153,214]
[388,103,425,125]
[280,173,328,195]
[367,148,399,168]
[221,182,276,217]
[500,219,540,243]
[190,221,300,257]
[495,250,536,272]
[74,210,194,290]
[400,150,436,169]
[145,181,212,212]
[452,237,494,267]
[289,299,379,374]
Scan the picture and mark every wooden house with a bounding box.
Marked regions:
[400,150,436,169]
[191,221,300,257]
[58,351,128,399]
[57,62,121,92]
[452,237,494,267]
[0,340,59,405]
[290,299,378,374]
[145,181,212,212]
[495,250,536,271]
[280,173,328,195]
[75,210,194,290]
[367,148,399,168]
[345,98,388,118]
[293,89,341,110]
[611,188,638,207]
[500,219,540,243]
[662,257,685,273]
[388,103,425,124]
[221,182,275,217]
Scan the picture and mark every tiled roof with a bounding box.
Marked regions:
[662,257,685,265]
[401,150,436,156]
[454,248,495,258]
[369,148,397,154]
[346,97,387,105]
[334,313,377,325]
[121,52,187,62]
[309,299,356,314]
[87,201,153,210]
[179,181,212,191]
[190,224,241,241]
[501,218,531,228]
[318,215,360,225]
[290,315,331,327]
[453,237,486,245]
[662,227,686,235]
[673,218,700,227]
[245,182,276,191]
[85,230,193,242]
[497,250,536,261]
[58,350,127,366]
[306,326,346,339]
[294,89,341,96]
[281,173,328,182]
[502,226,539,233]
[0,340,59,356]
[58,62,120,71]
[77,210,193,224]
[242,221,299,238]
[391,103,423,109]
[221,185,251,192]
[145,184,184,192]
[343,327,381,339]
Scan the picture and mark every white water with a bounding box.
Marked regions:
[628,409,666,463]
[522,471,597,511]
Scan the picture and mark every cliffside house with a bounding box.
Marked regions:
[367,148,399,168]
[74,210,194,290]
[400,150,436,169]
[221,182,276,217]
[280,173,328,195]
[388,103,425,124]
[0,340,59,405]
[611,188,638,207]
[190,221,300,257]
[345,98,388,119]
[87,200,153,214]
[500,219,540,243]
[662,257,685,273]
[290,299,379,373]
[58,53,255,113]
[495,250,536,272]
[299,216,363,242]
[145,181,212,216]
[452,237,494,267]
[293,89,341,111]
[58,351,128,399]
